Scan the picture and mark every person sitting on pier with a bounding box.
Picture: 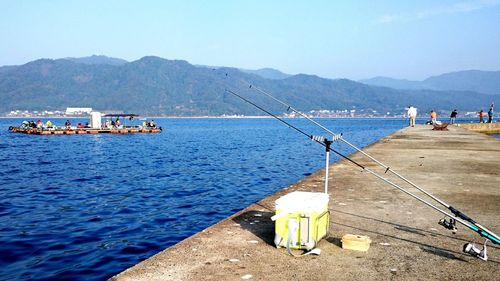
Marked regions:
[430,110,437,124]
[77,122,85,128]
[46,120,53,129]
[116,118,121,128]
[111,120,116,128]
[149,120,156,128]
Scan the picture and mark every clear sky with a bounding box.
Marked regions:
[1,0,499,80]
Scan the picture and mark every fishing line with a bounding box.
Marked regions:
[224,88,311,141]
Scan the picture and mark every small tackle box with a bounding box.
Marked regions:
[341,234,372,251]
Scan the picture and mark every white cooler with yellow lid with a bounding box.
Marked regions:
[272,191,329,250]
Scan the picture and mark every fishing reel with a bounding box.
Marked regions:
[438,217,457,233]
[463,240,488,261]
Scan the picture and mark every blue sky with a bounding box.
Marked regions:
[1,0,499,80]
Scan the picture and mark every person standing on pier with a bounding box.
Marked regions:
[478,109,485,123]
[450,109,458,124]
[487,106,494,123]
[407,105,417,127]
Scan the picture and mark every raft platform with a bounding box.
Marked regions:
[110,125,499,281]
[9,127,162,135]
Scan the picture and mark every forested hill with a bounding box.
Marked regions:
[0,56,496,116]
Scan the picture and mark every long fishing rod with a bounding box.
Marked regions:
[223,87,483,232]
[223,82,499,261]
[238,81,500,241]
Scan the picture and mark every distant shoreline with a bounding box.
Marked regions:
[0,115,408,119]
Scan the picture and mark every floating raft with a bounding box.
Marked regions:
[8,127,162,135]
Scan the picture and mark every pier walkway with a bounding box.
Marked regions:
[111,125,499,281]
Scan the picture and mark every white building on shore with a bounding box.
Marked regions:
[65,107,93,115]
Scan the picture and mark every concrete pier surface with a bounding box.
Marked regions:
[111,125,499,281]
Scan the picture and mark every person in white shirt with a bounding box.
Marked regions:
[407,105,417,127]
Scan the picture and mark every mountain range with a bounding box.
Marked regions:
[359,70,500,96]
[0,55,497,116]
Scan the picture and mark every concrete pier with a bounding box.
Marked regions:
[111,125,499,281]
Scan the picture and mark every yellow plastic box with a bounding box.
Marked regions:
[272,191,329,250]
[341,234,372,251]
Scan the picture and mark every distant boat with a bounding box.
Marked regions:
[8,112,162,135]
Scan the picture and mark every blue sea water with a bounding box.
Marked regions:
[0,118,405,280]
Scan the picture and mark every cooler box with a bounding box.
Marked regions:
[272,191,329,250]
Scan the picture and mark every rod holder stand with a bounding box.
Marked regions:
[324,139,332,194]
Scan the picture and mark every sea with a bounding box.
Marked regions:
[0,117,489,280]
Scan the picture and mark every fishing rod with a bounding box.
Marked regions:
[235,80,500,236]
[245,82,500,242]
[223,80,499,261]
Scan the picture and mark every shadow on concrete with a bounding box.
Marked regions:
[331,220,472,262]
[331,209,500,263]
[331,218,500,264]
[394,225,427,236]
[420,246,467,261]
[232,207,499,263]
[326,236,342,248]
[332,209,500,249]
[232,209,276,247]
